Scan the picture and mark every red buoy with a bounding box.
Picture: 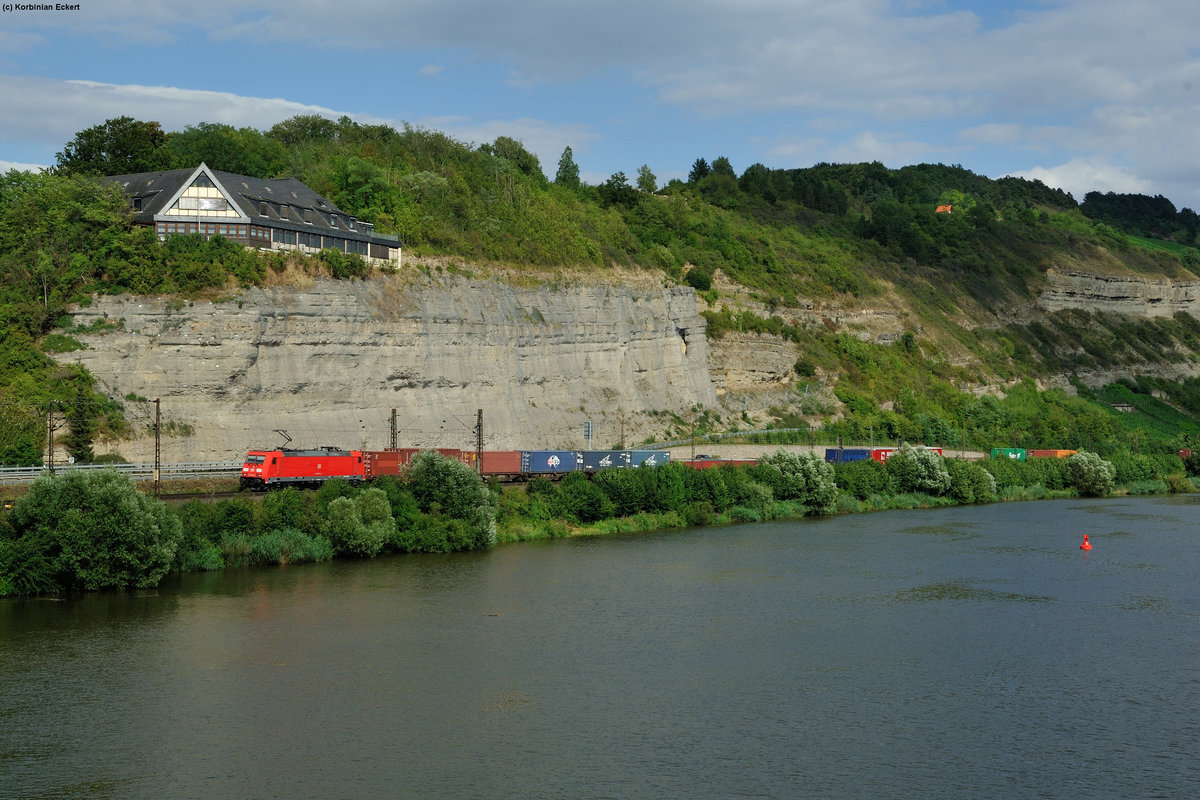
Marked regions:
[1080,534,1092,551]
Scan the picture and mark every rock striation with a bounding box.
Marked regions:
[59,273,716,461]
[1039,269,1200,317]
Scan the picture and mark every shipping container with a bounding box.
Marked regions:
[521,450,581,474]
[480,450,522,477]
[628,450,670,468]
[364,448,474,478]
[1028,449,1077,459]
[872,447,943,462]
[990,448,1027,461]
[684,459,759,470]
[582,450,626,471]
[824,447,872,463]
[1179,449,1193,459]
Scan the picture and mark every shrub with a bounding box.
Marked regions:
[1065,451,1116,497]
[553,473,616,523]
[885,445,951,496]
[833,459,894,500]
[409,450,496,549]
[755,449,837,514]
[945,459,997,504]
[3,470,181,592]
[325,496,386,557]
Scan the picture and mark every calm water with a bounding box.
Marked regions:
[2,496,1198,799]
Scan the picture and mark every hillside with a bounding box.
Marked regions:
[5,114,1200,463]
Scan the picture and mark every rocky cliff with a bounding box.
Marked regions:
[55,262,1200,463]
[59,271,716,461]
[1039,269,1200,317]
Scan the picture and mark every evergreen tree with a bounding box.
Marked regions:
[688,158,711,183]
[555,146,581,188]
[63,387,96,464]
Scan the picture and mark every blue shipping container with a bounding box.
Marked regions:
[521,450,580,474]
[582,451,626,471]
[824,448,872,463]
[628,450,670,468]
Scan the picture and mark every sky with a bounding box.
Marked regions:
[2,0,1199,210]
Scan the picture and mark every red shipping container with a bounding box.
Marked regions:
[480,450,522,476]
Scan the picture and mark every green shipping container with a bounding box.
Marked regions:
[990,448,1027,461]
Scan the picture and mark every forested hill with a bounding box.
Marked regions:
[4,113,1200,466]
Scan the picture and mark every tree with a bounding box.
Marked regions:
[554,146,580,189]
[4,469,182,592]
[54,117,172,176]
[598,171,638,207]
[1066,451,1116,497]
[160,122,289,177]
[885,444,951,495]
[62,385,96,463]
[757,449,838,514]
[408,450,496,549]
[484,136,545,181]
[711,156,736,178]
[688,158,711,183]
[636,164,657,193]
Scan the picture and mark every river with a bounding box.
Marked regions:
[2,496,1198,799]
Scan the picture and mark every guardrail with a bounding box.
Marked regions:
[0,462,243,485]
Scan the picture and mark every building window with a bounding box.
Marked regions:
[260,201,268,215]
[304,209,312,224]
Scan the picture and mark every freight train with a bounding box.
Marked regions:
[239,445,673,490]
[823,447,944,463]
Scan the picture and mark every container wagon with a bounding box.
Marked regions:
[1027,449,1077,459]
[990,448,1027,461]
[824,448,872,463]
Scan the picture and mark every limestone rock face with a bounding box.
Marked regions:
[1039,269,1200,317]
[59,274,716,461]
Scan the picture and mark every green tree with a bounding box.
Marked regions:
[53,116,172,176]
[554,146,581,189]
[324,496,386,558]
[62,386,96,463]
[1065,451,1116,497]
[756,449,838,514]
[598,172,638,208]
[636,164,657,193]
[408,450,496,549]
[688,158,711,183]
[885,445,951,495]
[161,122,289,177]
[4,469,182,592]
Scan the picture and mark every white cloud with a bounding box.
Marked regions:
[419,64,444,77]
[1009,159,1151,203]
[0,159,45,173]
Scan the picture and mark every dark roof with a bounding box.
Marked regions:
[104,163,400,245]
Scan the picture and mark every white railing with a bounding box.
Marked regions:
[0,462,242,485]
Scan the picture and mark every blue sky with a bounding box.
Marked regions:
[2,0,1199,210]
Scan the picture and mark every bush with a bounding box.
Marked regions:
[553,473,616,523]
[945,459,997,504]
[1065,451,1116,497]
[885,445,951,496]
[409,450,496,549]
[325,496,387,558]
[3,470,182,592]
[754,449,838,514]
[832,459,894,500]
